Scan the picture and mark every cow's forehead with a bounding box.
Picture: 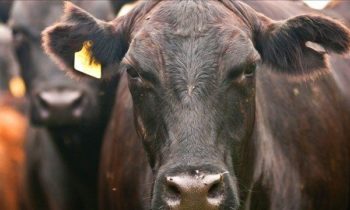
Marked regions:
[125,1,258,102]
[140,0,248,35]
[127,0,256,73]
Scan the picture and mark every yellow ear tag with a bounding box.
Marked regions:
[74,41,102,79]
[9,76,26,98]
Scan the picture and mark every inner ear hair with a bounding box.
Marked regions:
[281,15,350,53]
[305,41,326,53]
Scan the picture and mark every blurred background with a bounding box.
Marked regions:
[304,0,330,9]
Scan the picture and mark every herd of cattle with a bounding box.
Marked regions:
[0,0,350,210]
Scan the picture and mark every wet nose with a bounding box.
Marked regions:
[38,89,83,108]
[164,172,225,209]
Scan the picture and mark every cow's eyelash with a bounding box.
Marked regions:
[225,60,259,81]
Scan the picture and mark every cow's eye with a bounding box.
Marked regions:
[244,63,257,77]
[127,67,141,79]
[227,67,243,81]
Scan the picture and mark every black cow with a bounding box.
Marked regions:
[10,1,118,210]
[43,1,350,210]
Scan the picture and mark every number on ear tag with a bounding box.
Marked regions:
[74,41,102,79]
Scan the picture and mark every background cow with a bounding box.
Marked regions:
[9,1,119,210]
[42,1,350,210]
[0,21,27,210]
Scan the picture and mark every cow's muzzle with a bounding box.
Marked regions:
[153,166,238,210]
[31,88,85,126]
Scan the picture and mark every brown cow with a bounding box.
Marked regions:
[0,102,27,210]
[42,1,350,209]
[0,23,27,210]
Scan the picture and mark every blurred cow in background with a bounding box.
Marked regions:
[0,24,18,94]
[9,1,119,210]
[0,17,27,210]
[0,1,15,93]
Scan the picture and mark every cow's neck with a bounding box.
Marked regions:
[243,69,350,210]
[237,72,302,210]
[47,124,105,183]
[46,75,120,191]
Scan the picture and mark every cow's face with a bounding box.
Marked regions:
[124,1,260,208]
[11,1,115,127]
[42,1,350,209]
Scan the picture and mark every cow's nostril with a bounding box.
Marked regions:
[208,181,223,199]
[38,93,50,109]
[164,177,182,207]
[163,173,225,208]
[165,180,181,200]
[71,93,84,109]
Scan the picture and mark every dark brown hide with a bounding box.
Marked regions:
[99,75,151,210]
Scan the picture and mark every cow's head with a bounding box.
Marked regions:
[42,1,350,209]
[10,1,116,127]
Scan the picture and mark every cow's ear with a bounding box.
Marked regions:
[42,2,128,79]
[255,14,350,76]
